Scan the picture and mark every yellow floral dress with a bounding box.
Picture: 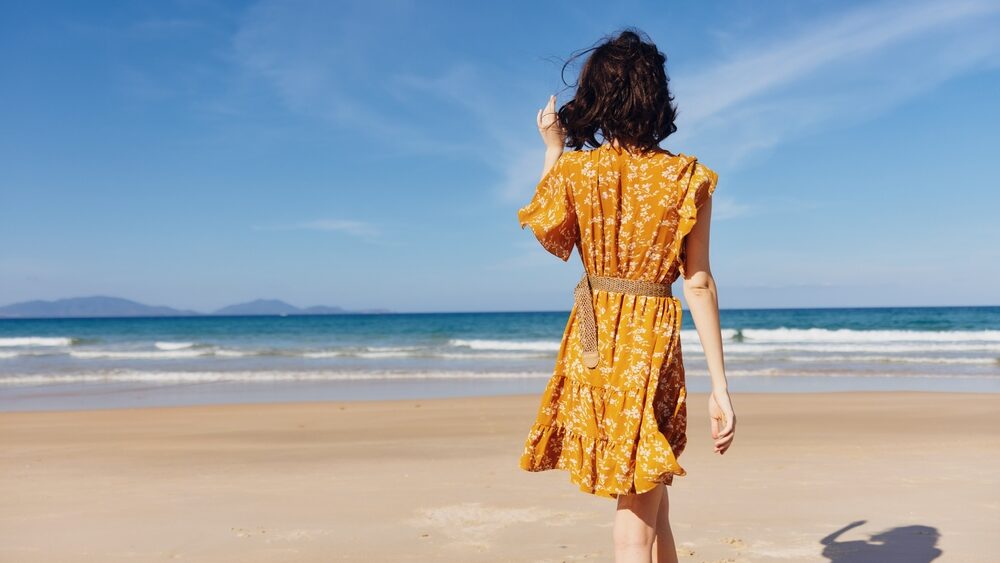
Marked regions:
[517,143,718,499]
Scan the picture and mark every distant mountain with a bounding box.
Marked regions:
[0,296,390,319]
[212,299,389,316]
[0,296,200,318]
[212,299,302,316]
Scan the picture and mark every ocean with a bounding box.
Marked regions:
[1,306,998,410]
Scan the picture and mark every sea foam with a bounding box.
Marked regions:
[154,341,196,351]
[0,337,76,347]
[449,339,561,351]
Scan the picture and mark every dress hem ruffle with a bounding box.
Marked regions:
[519,419,687,500]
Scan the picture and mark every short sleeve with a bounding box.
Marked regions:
[674,159,719,276]
[690,161,719,212]
[516,155,579,261]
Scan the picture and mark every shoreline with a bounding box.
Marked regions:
[2,372,999,413]
[2,391,997,561]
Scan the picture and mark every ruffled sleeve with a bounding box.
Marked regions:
[517,154,579,261]
[673,158,719,277]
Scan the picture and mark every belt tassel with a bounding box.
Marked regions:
[573,272,673,370]
[574,274,600,369]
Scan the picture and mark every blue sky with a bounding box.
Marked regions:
[1,0,998,313]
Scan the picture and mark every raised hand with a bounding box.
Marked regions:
[536,94,566,151]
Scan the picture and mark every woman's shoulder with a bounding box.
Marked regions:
[551,145,713,177]
[543,149,591,178]
[665,151,715,177]
[642,150,717,190]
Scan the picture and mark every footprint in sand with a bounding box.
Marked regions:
[231,526,268,539]
[721,536,746,548]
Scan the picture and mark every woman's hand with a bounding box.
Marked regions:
[536,94,565,151]
[709,388,736,454]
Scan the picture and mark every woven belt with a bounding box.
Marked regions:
[574,273,673,369]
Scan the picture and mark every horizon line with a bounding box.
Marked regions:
[1,302,999,322]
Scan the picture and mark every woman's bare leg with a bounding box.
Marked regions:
[651,484,679,563]
[614,485,663,563]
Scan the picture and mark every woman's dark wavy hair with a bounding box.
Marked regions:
[557,28,677,153]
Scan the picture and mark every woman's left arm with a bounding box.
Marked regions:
[682,198,736,454]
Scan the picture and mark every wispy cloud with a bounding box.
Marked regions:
[231,0,484,158]
[393,63,547,202]
[398,0,1000,201]
[229,0,1000,205]
[231,1,544,198]
[671,0,1000,163]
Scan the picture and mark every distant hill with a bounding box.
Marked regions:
[212,299,389,316]
[0,296,390,319]
[213,299,305,316]
[0,296,200,318]
[302,305,349,314]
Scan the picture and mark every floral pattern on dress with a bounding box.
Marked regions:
[516,143,718,499]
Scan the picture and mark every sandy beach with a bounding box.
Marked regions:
[1,391,996,562]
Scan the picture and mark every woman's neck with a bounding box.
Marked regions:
[602,138,674,158]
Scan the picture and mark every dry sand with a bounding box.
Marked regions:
[1,391,997,562]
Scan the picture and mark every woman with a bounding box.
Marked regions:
[517,28,736,563]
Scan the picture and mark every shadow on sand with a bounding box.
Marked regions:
[821,520,942,562]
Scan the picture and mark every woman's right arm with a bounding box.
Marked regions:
[537,94,565,179]
[681,197,736,455]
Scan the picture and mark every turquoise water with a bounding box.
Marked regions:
[1,307,998,409]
